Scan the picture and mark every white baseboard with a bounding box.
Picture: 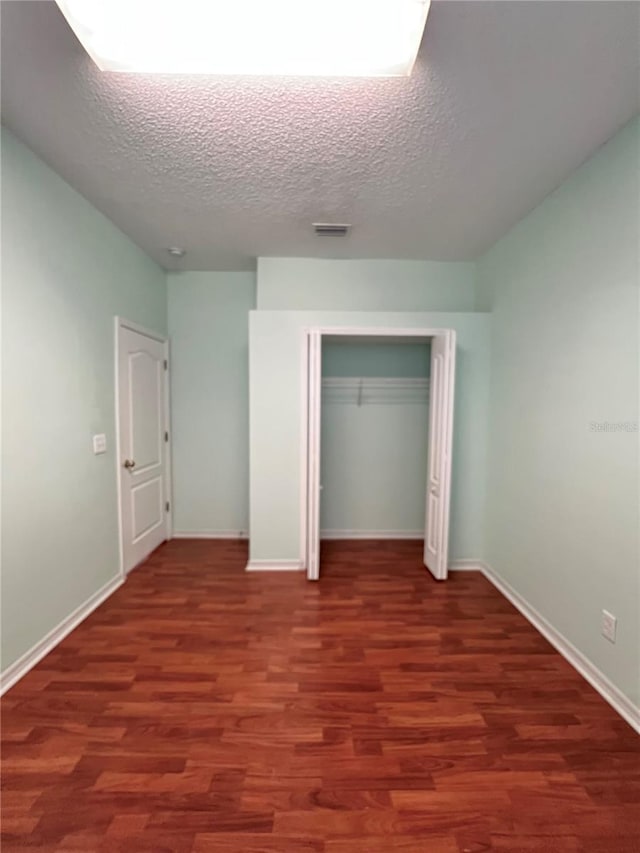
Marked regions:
[320,530,423,540]
[245,559,304,572]
[480,561,640,735]
[173,531,248,540]
[448,559,484,571]
[0,575,125,696]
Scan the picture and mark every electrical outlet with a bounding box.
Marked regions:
[601,609,617,644]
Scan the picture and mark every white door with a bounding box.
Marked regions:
[117,322,169,573]
[306,331,322,581]
[424,330,456,580]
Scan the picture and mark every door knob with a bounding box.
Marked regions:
[123,459,136,470]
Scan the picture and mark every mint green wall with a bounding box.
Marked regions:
[257,258,475,311]
[320,402,429,533]
[249,311,490,562]
[167,272,256,535]
[477,117,639,708]
[323,341,430,378]
[1,128,167,672]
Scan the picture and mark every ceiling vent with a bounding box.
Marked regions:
[313,223,351,237]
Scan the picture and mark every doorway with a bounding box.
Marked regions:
[115,317,172,574]
[320,336,430,539]
[303,327,456,583]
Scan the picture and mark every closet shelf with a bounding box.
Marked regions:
[322,376,429,406]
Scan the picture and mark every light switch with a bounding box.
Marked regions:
[93,434,107,455]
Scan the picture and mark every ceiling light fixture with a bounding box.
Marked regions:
[167,246,186,257]
[55,0,431,77]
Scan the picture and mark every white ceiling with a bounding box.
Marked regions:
[1,1,638,271]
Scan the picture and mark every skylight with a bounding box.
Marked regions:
[55,0,431,77]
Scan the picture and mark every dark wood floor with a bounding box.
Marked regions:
[1,540,638,852]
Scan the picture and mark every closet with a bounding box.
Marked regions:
[304,326,456,583]
[319,337,431,539]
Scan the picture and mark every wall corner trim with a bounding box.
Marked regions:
[0,575,125,697]
[479,561,640,735]
[245,560,304,572]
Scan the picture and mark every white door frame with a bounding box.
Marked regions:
[114,316,173,577]
[301,325,455,581]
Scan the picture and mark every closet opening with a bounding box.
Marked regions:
[303,326,456,583]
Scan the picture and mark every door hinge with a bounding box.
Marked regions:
[163,359,168,370]
[165,501,170,512]
[164,431,169,442]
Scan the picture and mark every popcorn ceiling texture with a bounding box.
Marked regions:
[2,1,638,270]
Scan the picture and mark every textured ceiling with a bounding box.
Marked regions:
[1,1,639,271]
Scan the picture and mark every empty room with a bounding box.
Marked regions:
[1,1,639,851]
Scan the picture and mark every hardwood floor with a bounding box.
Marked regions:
[2,540,638,852]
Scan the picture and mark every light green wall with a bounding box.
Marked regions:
[249,311,490,561]
[257,258,476,311]
[167,272,256,535]
[323,341,430,378]
[477,116,640,708]
[1,128,167,672]
[320,399,430,534]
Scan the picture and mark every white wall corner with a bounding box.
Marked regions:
[0,575,124,697]
[481,561,640,735]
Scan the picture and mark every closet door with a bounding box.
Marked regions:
[306,330,322,580]
[424,330,456,580]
